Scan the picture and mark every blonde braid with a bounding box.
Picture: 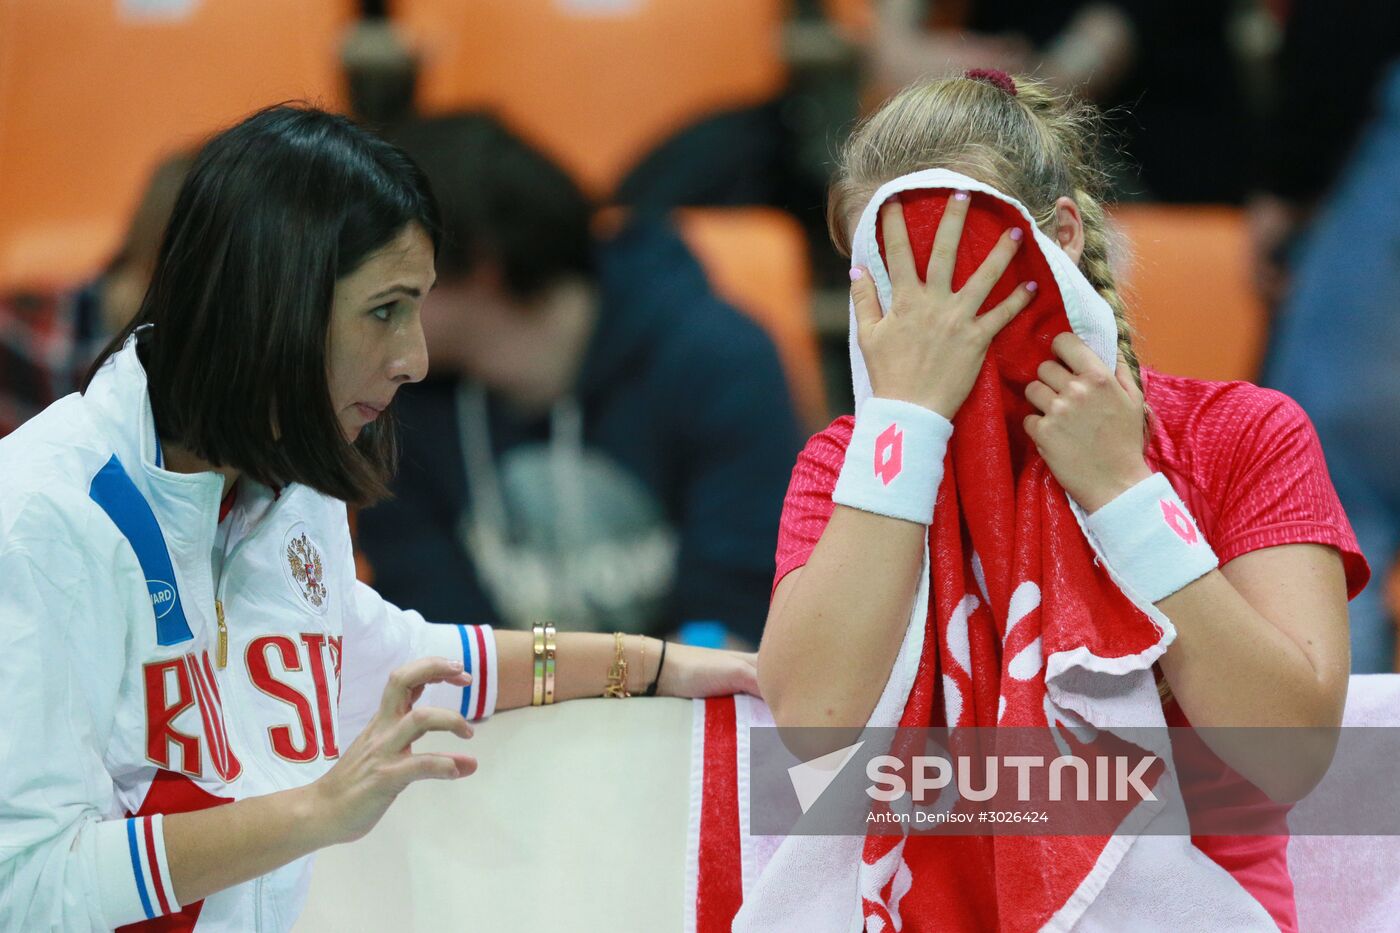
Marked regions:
[1073,187,1141,393]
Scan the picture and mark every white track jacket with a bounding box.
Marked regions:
[0,334,497,931]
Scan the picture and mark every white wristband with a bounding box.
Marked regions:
[833,397,953,526]
[1084,472,1218,604]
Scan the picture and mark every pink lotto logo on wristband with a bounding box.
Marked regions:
[1160,498,1199,544]
[875,423,904,486]
[1085,473,1218,603]
[834,398,949,525]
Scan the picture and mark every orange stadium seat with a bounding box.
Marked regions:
[674,207,827,432]
[389,0,787,200]
[1108,205,1267,384]
[0,0,358,291]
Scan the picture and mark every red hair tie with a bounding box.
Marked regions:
[964,68,1017,97]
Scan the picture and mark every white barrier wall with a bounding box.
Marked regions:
[295,698,696,932]
[298,677,1400,932]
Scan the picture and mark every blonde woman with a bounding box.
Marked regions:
[756,72,1368,931]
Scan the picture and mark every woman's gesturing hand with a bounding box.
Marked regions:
[311,656,477,845]
[1024,333,1152,513]
[851,192,1038,420]
[658,644,760,700]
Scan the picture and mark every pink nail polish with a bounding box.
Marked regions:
[953,190,970,201]
[849,267,864,282]
[1025,281,1038,293]
[1009,228,1023,242]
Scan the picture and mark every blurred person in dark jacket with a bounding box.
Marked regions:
[1260,2,1400,672]
[357,114,803,646]
[864,0,1247,202]
[1248,1,1400,307]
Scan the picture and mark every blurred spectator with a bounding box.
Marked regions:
[865,0,1248,201]
[1248,2,1400,308]
[96,152,195,336]
[357,114,802,645]
[341,17,418,130]
[612,104,786,212]
[351,1,788,211]
[0,151,192,438]
[1261,2,1400,672]
[0,289,104,439]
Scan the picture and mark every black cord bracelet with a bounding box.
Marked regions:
[645,639,667,696]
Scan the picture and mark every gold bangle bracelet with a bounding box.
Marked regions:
[531,623,546,707]
[603,631,630,698]
[543,622,557,706]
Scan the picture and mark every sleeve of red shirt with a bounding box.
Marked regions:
[772,416,854,594]
[1200,385,1371,599]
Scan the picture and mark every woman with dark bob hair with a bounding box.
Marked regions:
[0,105,758,930]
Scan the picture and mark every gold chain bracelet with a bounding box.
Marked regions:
[603,631,630,698]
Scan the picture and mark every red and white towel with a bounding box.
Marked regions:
[687,170,1274,932]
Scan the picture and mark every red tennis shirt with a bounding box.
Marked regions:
[771,368,1370,932]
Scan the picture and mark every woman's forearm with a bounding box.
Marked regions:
[1159,570,1340,727]
[493,630,663,711]
[164,784,329,908]
[758,505,926,730]
[1157,568,1344,799]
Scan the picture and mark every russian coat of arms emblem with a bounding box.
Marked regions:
[285,529,328,612]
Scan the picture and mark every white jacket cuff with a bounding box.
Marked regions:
[419,624,498,721]
[92,814,180,927]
